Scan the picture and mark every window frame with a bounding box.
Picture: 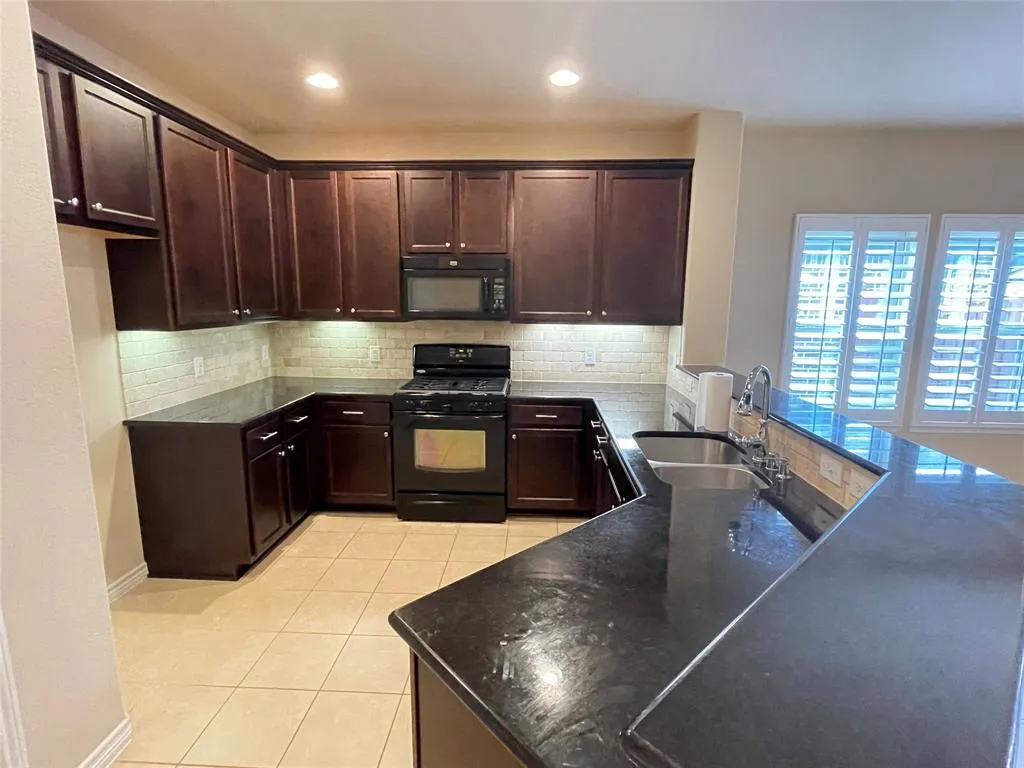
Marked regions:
[781,213,931,427]
[912,214,1024,430]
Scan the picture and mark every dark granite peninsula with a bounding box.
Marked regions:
[391,379,1024,768]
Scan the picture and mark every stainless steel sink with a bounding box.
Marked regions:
[635,434,746,467]
[652,464,768,492]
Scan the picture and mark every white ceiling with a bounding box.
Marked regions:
[33,1,1024,133]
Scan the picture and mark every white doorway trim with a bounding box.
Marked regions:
[0,610,29,768]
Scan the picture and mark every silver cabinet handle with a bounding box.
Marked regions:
[258,430,279,441]
[512,433,517,440]
[342,410,364,416]
[232,309,240,316]
[586,310,592,317]
[335,307,342,313]
[350,308,356,314]
[55,197,81,207]
[244,308,252,316]
[287,444,296,452]
[287,415,309,424]
[69,196,79,207]
[53,197,64,206]
[444,241,451,247]
[460,242,466,248]
[276,450,287,457]
[91,202,104,211]
[590,420,602,429]
[384,430,389,438]
[596,435,609,445]
[535,414,558,419]
[601,310,607,317]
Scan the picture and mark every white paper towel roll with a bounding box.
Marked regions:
[695,372,734,433]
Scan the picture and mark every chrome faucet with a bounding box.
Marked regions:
[732,364,774,457]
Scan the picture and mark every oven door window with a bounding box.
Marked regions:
[407,276,485,313]
[414,428,487,472]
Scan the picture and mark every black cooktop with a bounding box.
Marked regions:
[397,377,510,397]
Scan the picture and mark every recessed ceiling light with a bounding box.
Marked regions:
[549,69,581,87]
[305,72,339,90]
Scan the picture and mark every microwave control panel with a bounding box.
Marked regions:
[491,278,506,312]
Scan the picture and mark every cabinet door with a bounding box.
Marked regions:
[229,151,280,320]
[159,119,239,326]
[285,172,344,318]
[400,170,454,253]
[512,171,597,322]
[323,424,394,506]
[456,171,510,253]
[285,429,312,524]
[341,171,401,319]
[37,60,82,217]
[72,75,161,229]
[508,428,585,511]
[248,447,288,557]
[597,170,691,324]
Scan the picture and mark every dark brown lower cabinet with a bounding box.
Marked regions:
[507,427,585,511]
[249,445,289,554]
[320,399,394,506]
[285,429,312,524]
[412,654,526,768]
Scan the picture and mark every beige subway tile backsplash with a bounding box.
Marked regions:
[270,321,670,383]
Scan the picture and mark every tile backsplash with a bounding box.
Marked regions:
[118,325,272,417]
[271,321,670,382]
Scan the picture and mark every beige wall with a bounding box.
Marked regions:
[726,125,1024,481]
[59,227,145,587]
[1,2,126,765]
[679,110,744,365]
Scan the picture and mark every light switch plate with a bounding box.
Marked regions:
[583,349,596,366]
[819,453,843,485]
[193,357,205,378]
[261,344,270,363]
[369,346,381,363]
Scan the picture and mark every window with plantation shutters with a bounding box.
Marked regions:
[915,215,1024,427]
[782,215,930,426]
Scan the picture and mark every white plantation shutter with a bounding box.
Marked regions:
[915,216,1024,427]
[783,215,929,425]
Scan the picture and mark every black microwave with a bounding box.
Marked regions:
[401,254,509,320]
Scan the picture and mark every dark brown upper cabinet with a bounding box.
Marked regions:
[158,118,238,327]
[511,170,598,323]
[285,171,344,319]
[400,170,455,253]
[228,151,281,320]
[456,171,511,253]
[73,75,161,229]
[597,169,691,324]
[340,171,402,320]
[36,60,83,220]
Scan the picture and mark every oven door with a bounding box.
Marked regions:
[402,269,505,320]
[392,412,506,494]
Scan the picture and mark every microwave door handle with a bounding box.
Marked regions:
[481,277,490,312]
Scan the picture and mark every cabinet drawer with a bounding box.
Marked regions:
[281,403,314,436]
[510,403,583,428]
[320,399,391,425]
[244,417,283,457]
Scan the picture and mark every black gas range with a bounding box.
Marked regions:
[392,344,511,523]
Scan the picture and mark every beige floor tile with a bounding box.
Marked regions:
[353,593,419,636]
[341,532,406,559]
[322,635,409,693]
[183,688,314,768]
[505,535,548,557]
[557,519,586,533]
[376,560,445,594]
[119,682,231,764]
[280,691,400,768]
[117,627,275,686]
[240,632,347,690]
[284,531,355,558]
[440,560,489,587]
[378,695,413,768]
[315,558,389,592]
[309,513,371,532]
[114,763,175,768]
[258,557,334,590]
[506,517,560,536]
[393,533,455,561]
[401,520,462,535]
[357,517,412,534]
[457,522,508,537]
[449,535,507,563]
[284,591,371,634]
[194,583,309,632]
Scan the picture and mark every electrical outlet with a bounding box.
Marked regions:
[369,345,381,363]
[818,453,843,485]
[193,356,205,378]
[848,471,875,499]
[261,344,270,363]
[583,348,597,366]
